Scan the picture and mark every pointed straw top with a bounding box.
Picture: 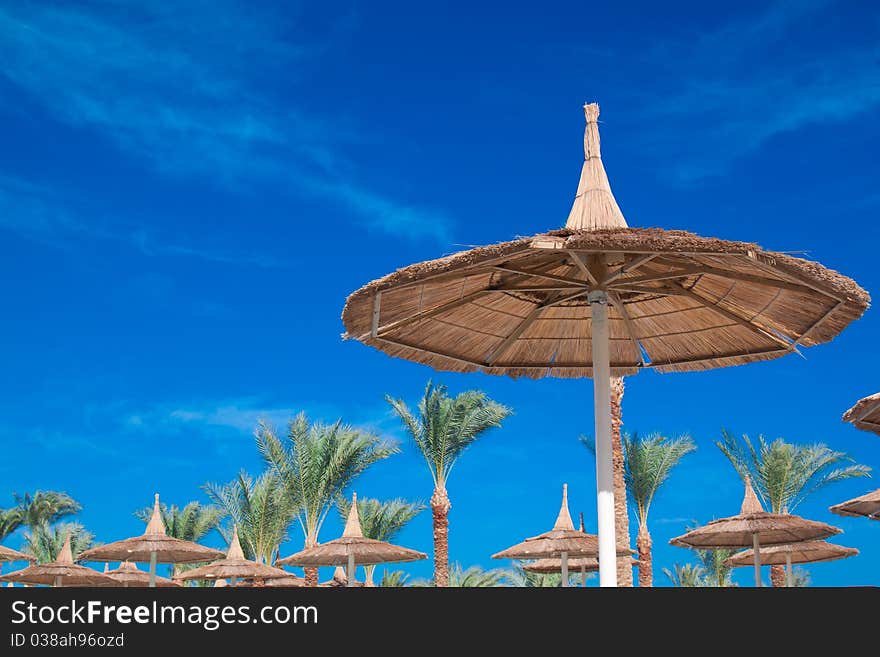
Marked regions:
[57,533,74,565]
[227,527,245,560]
[342,492,364,538]
[553,484,575,530]
[564,103,628,231]
[145,493,166,536]
[740,477,763,515]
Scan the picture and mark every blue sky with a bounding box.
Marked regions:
[1,0,879,586]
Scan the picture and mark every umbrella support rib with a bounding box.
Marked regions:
[753,534,761,588]
[590,290,618,588]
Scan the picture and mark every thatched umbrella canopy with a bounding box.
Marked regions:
[277,493,426,587]
[724,540,857,586]
[670,479,841,586]
[493,485,630,587]
[0,534,117,588]
[106,561,180,588]
[0,545,35,564]
[78,494,225,587]
[231,574,309,587]
[318,566,366,588]
[341,104,868,587]
[843,392,880,435]
[829,488,880,521]
[174,527,293,585]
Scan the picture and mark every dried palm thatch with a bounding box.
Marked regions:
[342,104,868,379]
[0,545,35,563]
[232,574,309,587]
[492,485,632,560]
[276,493,427,568]
[106,561,180,588]
[523,557,600,574]
[174,527,293,583]
[669,479,841,550]
[78,494,226,565]
[319,566,366,587]
[829,488,880,520]
[0,534,118,587]
[724,540,858,567]
[843,392,880,435]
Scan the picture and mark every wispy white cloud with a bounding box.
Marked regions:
[618,0,880,182]
[0,2,452,242]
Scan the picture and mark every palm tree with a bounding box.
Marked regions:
[336,496,425,585]
[387,382,511,587]
[693,546,737,587]
[134,500,223,543]
[610,376,633,586]
[379,569,412,587]
[414,563,510,587]
[14,491,80,529]
[663,563,706,587]
[622,433,696,587]
[256,413,398,586]
[717,430,870,587]
[23,522,95,563]
[506,564,586,587]
[204,471,295,565]
[789,567,810,587]
[0,508,22,542]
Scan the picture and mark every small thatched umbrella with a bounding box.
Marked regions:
[78,494,225,587]
[319,566,366,588]
[493,485,630,587]
[341,104,869,586]
[174,527,293,586]
[0,545,35,564]
[106,561,180,588]
[724,540,857,587]
[277,493,427,588]
[843,392,880,435]
[830,489,880,521]
[0,534,117,587]
[670,479,841,586]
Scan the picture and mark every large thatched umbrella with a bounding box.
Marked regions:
[670,479,841,586]
[724,540,857,587]
[843,392,880,435]
[341,104,869,586]
[830,489,880,521]
[0,534,117,587]
[493,485,630,587]
[106,561,180,588]
[78,494,225,587]
[0,545,35,564]
[277,493,426,588]
[174,527,294,585]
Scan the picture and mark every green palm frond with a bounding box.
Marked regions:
[692,545,737,587]
[204,470,295,564]
[335,496,425,543]
[622,433,696,524]
[663,563,707,587]
[716,430,871,513]
[506,563,587,587]
[14,491,81,529]
[134,501,223,542]
[386,381,511,487]
[789,567,811,587]
[22,522,96,564]
[256,414,398,547]
[412,563,511,587]
[379,569,412,587]
[0,508,23,541]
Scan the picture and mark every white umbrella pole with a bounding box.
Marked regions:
[581,566,587,588]
[590,291,618,588]
[560,551,569,587]
[785,553,793,587]
[149,551,157,588]
[752,534,761,587]
[347,553,355,588]
[54,575,62,588]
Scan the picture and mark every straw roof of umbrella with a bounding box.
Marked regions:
[106,561,180,588]
[0,534,118,587]
[0,545,35,563]
[341,104,868,379]
[669,478,841,549]
[276,493,427,567]
[231,574,309,587]
[493,485,632,560]
[318,566,366,587]
[724,540,858,568]
[829,488,880,520]
[843,392,880,435]
[78,494,226,564]
[174,527,294,583]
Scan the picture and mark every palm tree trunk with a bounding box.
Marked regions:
[636,522,652,587]
[431,486,451,587]
[610,376,633,587]
[304,530,319,587]
[770,564,786,587]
